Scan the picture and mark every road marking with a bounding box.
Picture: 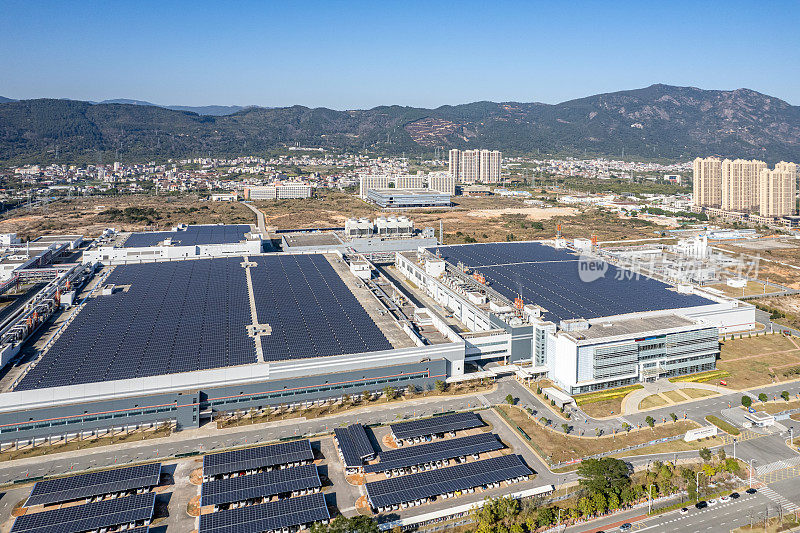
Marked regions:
[758,485,800,513]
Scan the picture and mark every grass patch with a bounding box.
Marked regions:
[680,388,719,399]
[664,390,686,403]
[719,334,798,360]
[669,370,730,384]
[580,398,626,418]
[496,404,698,464]
[717,354,800,389]
[574,384,643,405]
[756,398,800,414]
[639,394,668,410]
[706,415,740,435]
[613,436,725,458]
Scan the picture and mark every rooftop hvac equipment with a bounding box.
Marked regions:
[489,301,512,314]
[559,318,590,332]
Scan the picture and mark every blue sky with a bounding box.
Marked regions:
[1,1,798,109]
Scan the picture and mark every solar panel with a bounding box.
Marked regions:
[427,242,715,323]
[334,424,375,468]
[26,463,162,507]
[11,492,155,533]
[364,433,502,474]
[122,224,250,248]
[201,464,321,507]
[203,440,314,478]
[390,412,483,441]
[198,492,330,533]
[365,454,532,509]
[16,256,256,390]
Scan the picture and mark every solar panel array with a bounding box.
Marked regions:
[122,224,251,248]
[17,257,255,390]
[365,454,532,509]
[201,464,321,507]
[26,463,162,507]
[203,440,314,478]
[390,412,484,441]
[334,423,375,468]
[429,242,715,323]
[198,491,330,533]
[364,433,502,474]
[250,254,392,360]
[11,492,155,533]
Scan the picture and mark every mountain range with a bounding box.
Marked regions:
[1,84,798,164]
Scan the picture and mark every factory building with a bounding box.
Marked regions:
[367,189,451,208]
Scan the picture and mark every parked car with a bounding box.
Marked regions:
[746,488,758,494]
[720,495,731,503]
[730,492,740,499]
[680,507,689,515]
[708,498,718,506]
[695,501,708,509]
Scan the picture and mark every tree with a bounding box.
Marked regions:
[645,415,655,428]
[670,412,678,423]
[312,515,379,533]
[718,448,726,462]
[578,458,632,495]
[782,390,790,401]
[505,394,515,405]
[383,386,396,400]
[687,479,698,501]
[591,491,607,515]
[758,393,768,403]
[561,423,571,434]
[607,492,620,511]
[472,496,520,533]
[537,507,555,527]
[699,447,712,462]
[741,396,752,408]
[434,380,447,393]
[622,422,632,432]
[362,390,372,402]
[723,458,741,474]
[578,496,595,517]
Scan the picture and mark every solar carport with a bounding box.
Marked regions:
[203,440,315,481]
[201,464,321,507]
[25,463,162,507]
[198,492,330,533]
[11,492,156,533]
[389,412,484,443]
[364,433,502,474]
[365,454,532,511]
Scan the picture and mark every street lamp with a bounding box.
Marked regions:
[648,484,655,514]
[696,471,705,501]
[732,437,737,460]
[749,459,757,488]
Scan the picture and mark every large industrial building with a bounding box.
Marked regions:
[0,228,755,445]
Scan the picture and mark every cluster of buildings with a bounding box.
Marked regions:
[692,157,798,223]
[448,149,502,184]
[358,173,456,208]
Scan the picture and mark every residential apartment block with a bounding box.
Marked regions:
[693,157,797,218]
[759,162,798,217]
[427,172,456,195]
[244,183,312,200]
[359,175,391,198]
[448,149,502,183]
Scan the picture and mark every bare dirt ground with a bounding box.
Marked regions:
[0,190,674,246]
[718,242,800,288]
[759,295,800,331]
[0,194,254,240]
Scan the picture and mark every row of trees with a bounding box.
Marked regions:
[741,390,791,407]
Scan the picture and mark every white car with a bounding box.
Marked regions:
[708,498,718,506]
[679,507,689,515]
[719,496,731,503]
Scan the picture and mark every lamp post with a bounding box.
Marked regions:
[732,437,736,460]
[749,459,757,488]
[696,471,704,501]
[648,484,655,514]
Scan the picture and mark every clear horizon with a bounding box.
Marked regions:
[1,0,799,109]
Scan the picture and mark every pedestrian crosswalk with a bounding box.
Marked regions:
[758,485,800,513]
[756,456,800,476]
[718,429,763,445]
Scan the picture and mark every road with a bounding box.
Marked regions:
[241,201,267,234]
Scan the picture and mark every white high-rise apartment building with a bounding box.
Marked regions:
[427,172,456,195]
[759,162,797,217]
[359,175,391,198]
[693,157,722,207]
[395,174,426,189]
[721,159,767,212]
[448,149,501,183]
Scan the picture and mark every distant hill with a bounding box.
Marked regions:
[99,99,244,116]
[1,85,798,164]
[0,96,16,103]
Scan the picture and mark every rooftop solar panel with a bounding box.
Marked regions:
[17,256,255,390]
[427,242,715,323]
[11,492,155,533]
[26,463,162,507]
[198,492,330,533]
[122,224,251,248]
[364,433,502,474]
[200,464,321,507]
[203,440,314,478]
[365,454,532,509]
[251,254,392,361]
[390,412,483,441]
[334,424,375,468]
